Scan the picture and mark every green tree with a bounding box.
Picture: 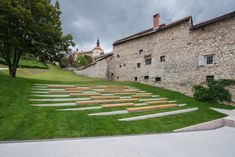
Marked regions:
[0,0,74,77]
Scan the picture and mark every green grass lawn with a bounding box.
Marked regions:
[0,58,48,69]
[0,65,234,141]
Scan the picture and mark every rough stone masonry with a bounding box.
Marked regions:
[112,11,235,96]
[75,11,235,97]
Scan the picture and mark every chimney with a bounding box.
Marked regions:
[153,13,160,29]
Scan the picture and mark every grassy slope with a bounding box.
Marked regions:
[0,58,48,69]
[0,65,234,141]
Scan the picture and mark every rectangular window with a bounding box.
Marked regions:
[205,55,214,65]
[137,63,141,68]
[135,77,138,81]
[155,77,161,82]
[160,56,166,62]
[198,54,214,66]
[206,75,214,82]
[145,58,152,65]
[144,76,149,80]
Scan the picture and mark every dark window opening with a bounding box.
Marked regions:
[135,77,138,81]
[117,54,120,58]
[160,56,166,62]
[119,65,122,68]
[117,76,119,79]
[145,58,152,65]
[205,55,214,65]
[137,63,141,68]
[123,63,126,67]
[139,49,143,54]
[144,76,149,80]
[206,75,214,82]
[155,77,161,82]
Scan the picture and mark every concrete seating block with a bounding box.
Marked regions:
[48,85,75,88]
[76,98,138,105]
[48,90,67,94]
[127,104,178,113]
[90,96,120,99]
[132,95,153,98]
[114,93,137,95]
[146,100,169,105]
[70,93,101,96]
[102,103,135,108]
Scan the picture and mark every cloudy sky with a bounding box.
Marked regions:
[53,0,235,52]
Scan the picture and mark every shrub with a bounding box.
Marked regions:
[193,79,235,103]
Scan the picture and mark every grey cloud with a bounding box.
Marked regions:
[54,0,235,52]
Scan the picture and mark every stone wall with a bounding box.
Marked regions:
[227,85,235,103]
[74,55,114,80]
[113,16,235,96]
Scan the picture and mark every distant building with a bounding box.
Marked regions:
[75,10,235,97]
[73,38,104,61]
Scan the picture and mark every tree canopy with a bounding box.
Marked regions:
[0,0,75,77]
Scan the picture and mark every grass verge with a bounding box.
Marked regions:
[0,65,234,141]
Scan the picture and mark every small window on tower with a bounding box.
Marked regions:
[117,54,120,58]
[137,63,141,68]
[135,77,138,81]
[139,49,143,54]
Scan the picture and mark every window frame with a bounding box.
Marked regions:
[205,55,214,65]
[145,58,152,65]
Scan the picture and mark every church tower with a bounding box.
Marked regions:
[92,37,104,58]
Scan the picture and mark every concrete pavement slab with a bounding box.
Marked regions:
[0,127,235,157]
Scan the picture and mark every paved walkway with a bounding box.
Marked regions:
[1,127,235,157]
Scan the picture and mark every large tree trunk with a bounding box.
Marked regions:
[1,44,21,78]
[10,49,22,78]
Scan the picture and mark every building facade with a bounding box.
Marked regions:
[112,11,235,95]
[74,53,114,80]
[73,38,104,61]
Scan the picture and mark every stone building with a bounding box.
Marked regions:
[112,11,235,95]
[73,38,104,60]
[74,52,114,80]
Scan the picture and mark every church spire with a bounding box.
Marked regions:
[97,37,100,47]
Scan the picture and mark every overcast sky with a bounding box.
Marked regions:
[53,0,235,52]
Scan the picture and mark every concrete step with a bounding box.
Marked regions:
[48,85,76,88]
[114,93,137,95]
[70,93,101,96]
[102,103,135,108]
[76,98,138,105]
[58,106,102,111]
[30,98,90,102]
[146,100,169,105]
[127,104,178,112]
[88,110,128,116]
[119,108,198,121]
[48,90,67,94]
[90,96,120,100]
